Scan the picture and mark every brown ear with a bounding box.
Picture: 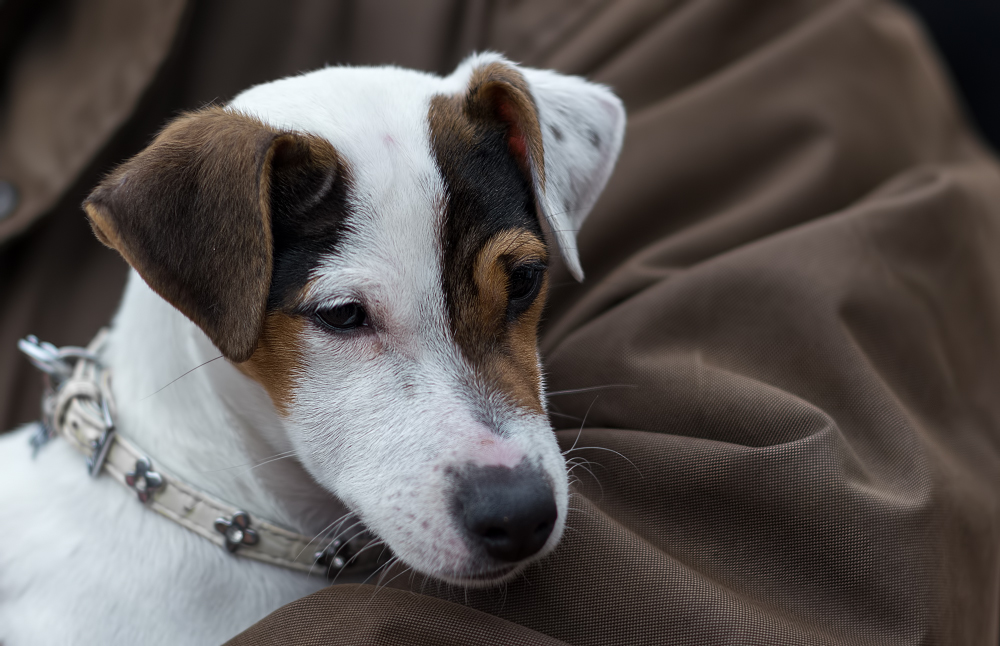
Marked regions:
[84,107,337,362]
[463,61,546,189]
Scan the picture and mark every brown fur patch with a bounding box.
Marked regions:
[470,231,548,332]
[235,312,306,416]
[83,106,340,363]
[428,60,551,418]
[463,62,545,189]
[465,230,549,413]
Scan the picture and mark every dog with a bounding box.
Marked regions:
[0,53,624,645]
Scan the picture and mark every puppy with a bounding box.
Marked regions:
[0,53,624,645]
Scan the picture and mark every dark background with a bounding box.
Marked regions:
[901,0,1000,151]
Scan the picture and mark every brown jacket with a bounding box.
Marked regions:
[2,1,999,643]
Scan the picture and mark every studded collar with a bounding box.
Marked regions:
[18,331,381,577]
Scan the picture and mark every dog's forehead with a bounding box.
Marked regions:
[230,66,449,186]
[232,66,455,301]
[230,63,543,301]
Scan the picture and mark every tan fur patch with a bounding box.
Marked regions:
[462,230,549,414]
[84,202,125,251]
[471,230,548,333]
[235,312,306,416]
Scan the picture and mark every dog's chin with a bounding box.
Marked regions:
[433,562,526,588]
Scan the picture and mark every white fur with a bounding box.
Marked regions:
[0,54,624,645]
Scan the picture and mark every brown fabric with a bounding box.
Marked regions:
[219,586,571,646]
[0,0,188,428]
[0,0,189,241]
[3,0,1000,644]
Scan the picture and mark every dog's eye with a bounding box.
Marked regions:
[509,266,541,301]
[506,264,544,320]
[315,303,368,331]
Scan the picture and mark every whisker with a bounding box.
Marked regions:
[566,455,605,473]
[348,538,386,566]
[238,454,298,474]
[547,384,638,397]
[297,510,357,564]
[200,450,296,474]
[562,395,599,457]
[547,411,583,421]
[329,522,368,552]
[320,519,367,556]
[306,514,358,580]
[369,560,412,600]
[138,355,225,401]
[358,552,397,587]
[545,206,590,219]
[566,457,604,495]
[353,556,399,603]
[322,523,376,584]
[327,539,387,586]
[314,521,368,578]
[566,445,642,478]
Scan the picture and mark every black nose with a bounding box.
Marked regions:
[452,463,557,563]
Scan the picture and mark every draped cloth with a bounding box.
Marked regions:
[1,0,998,643]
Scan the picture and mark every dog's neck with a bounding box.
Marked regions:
[103,271,349,536]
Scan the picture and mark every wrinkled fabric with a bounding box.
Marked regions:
[2,0,999,644]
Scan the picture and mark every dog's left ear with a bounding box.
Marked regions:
[83,107,337,362]
[452,54,626,280]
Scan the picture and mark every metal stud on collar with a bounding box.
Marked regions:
[124,457,164,502]
[314,532,386,578]
[314,538,351,571]
[214,511,260,553]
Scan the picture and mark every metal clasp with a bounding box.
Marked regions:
[18,334,114,470]
[18,335,99,386]
[86,397,116,477]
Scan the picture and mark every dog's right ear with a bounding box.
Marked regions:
[84,107,337,363]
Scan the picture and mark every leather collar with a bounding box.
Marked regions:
[19,331,381,577]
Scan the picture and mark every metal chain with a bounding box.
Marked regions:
[17,334,114,468]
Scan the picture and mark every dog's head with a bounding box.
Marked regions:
[84,54,624,584]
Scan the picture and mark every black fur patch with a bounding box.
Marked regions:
[267,158,354,312]
[429,95,543,340]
